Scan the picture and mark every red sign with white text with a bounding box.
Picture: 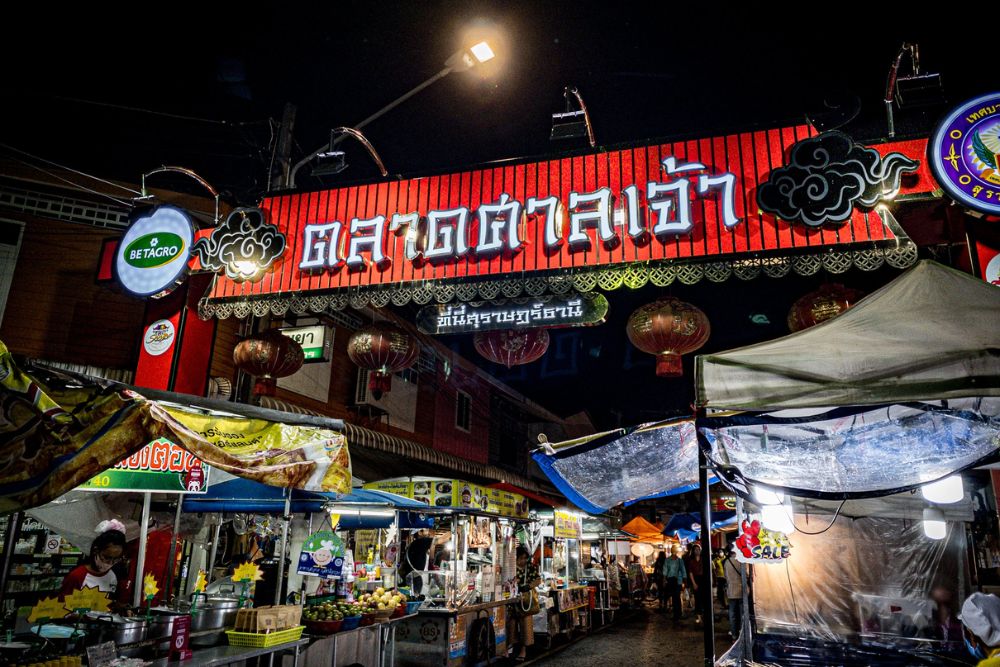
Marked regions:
[206,129,933,302]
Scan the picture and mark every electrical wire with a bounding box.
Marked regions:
[6,156,135,209]
[51,95,271,127]
[0,141,142,195]
[791,499,848,535]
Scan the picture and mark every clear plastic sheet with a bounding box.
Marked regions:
[532,419,699,514]
[700,399,1000,497]
[750,514,969,662]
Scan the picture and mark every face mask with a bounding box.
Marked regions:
[966,636,986,660]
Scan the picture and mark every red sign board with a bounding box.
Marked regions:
[203,128,932,303]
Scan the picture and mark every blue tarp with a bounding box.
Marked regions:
[663,511,737,542]
[182,477,432,529]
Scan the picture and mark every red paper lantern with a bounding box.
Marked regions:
[347,322,419,398]
[626,298,710,377]
[787,284,864,332]
[474,329,550,368]
[233,330,304,396]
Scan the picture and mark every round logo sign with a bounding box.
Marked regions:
[115,206,194,297]
[986,253,1000,286]
[930,92,1000,216]
[143,319,175,356]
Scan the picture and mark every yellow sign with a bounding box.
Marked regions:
[63,586,110,614]
[28,597,69,622]
[233,561,264,583]
[553,510,583,540]
[363,478,529,519]
[143,573,160,598]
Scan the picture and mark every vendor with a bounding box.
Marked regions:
[398,528,450,594]
[59,520,130,610]
[509,546,541,663]
[960,592,1000,665]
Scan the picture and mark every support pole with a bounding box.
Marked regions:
[133,492,152,607]
[0,512,23,605]
[698,427,715,667]
[275,491,291,605]
[207,521,222,583]
[164,498,183,601]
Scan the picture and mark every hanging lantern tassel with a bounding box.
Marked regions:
[369,369,393,398]
[626,298,710,378]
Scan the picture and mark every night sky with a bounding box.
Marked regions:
[0,4,986,427]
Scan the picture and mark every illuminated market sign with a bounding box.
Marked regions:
[416,293,608,334]
[930,91,1000,216]
[114,205,194,298]
[203,127,933,310]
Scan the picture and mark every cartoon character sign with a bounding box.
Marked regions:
[297,530,346,578]
[734,518,791,564]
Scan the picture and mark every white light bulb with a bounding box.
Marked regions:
[923,507,947,540]
[754,485,786,506]
[760,503,795,534]
[470,41,495,63]
[921,475,964,504]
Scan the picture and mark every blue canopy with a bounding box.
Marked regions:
[182,478,432,529]
[663,511,737,542]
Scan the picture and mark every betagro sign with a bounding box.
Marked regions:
[114,205,195,297]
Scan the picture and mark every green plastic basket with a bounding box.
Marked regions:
[226,625,305,647]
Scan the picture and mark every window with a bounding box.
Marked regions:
[455,391,472,432]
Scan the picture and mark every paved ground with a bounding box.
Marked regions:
[525,606,735,667]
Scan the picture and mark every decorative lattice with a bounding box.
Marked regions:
[676,264,705,285]
[703,262,733,283]
[853,249,885,272]
[732,260,761,281]
[329,294,349,311]
[597,269,624,291]
[391,287,412,306]
[349,292,370,310]
[477,282,501,300]
[455,283,478,301]
[500,280,523,298]
[233,302,251,319]
[411,285,433,304]
[822,252,854,274]
[792,254,823,276]
[215,303,233,319]
[290,296,311,315]
[572,272,599,292]
[525,277,548,296]
[198,301,215,320]
[369,290,391,308]
[309,296,330,313]
[649,265,676,287]
[885,242,919,269]
[251,300,271,317]
[548,275,573,294]
[434,283,456,303]
[269,298,290,316]
[761,257,791,278]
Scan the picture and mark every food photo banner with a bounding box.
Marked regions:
[205,127,933,305]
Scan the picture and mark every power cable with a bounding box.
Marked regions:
[5,156,134,209]
[51,95,271,127]
[0,142,142,195]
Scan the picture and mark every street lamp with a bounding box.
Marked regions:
[287,40,496,188]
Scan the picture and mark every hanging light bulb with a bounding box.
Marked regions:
[921,475,964,504]
[754,485,786,506]
[761,503,796,534]
[923,507,947,540]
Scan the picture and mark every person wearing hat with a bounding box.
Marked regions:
[961,592,1000,665]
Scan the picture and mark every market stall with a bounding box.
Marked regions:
[694,260,1000,666]
[363,477,530,667]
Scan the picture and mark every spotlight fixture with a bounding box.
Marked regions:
[884,43,943,138]
[550,87,595,147]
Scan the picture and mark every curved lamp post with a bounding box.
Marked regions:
[287,41,495,188]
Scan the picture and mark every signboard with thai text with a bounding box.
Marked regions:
[416,293,607,334]
[79,438,208,493]
[204,128,933,307]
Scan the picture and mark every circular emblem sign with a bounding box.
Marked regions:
[143,319,175,356]
[986,253,1000,286]
[930,92,1000,216]
[115,206,194,297]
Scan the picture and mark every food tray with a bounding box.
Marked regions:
[225,625,304,647]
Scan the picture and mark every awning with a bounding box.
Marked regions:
[180,477,432,529]
[662,511,737,542]
[531,418,713,514]
[488,482,560,507]
[257,396,555,497]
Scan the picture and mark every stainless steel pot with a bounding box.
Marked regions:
[148,610,186,651]
[185,596,240,647]
[86,615,148,656]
